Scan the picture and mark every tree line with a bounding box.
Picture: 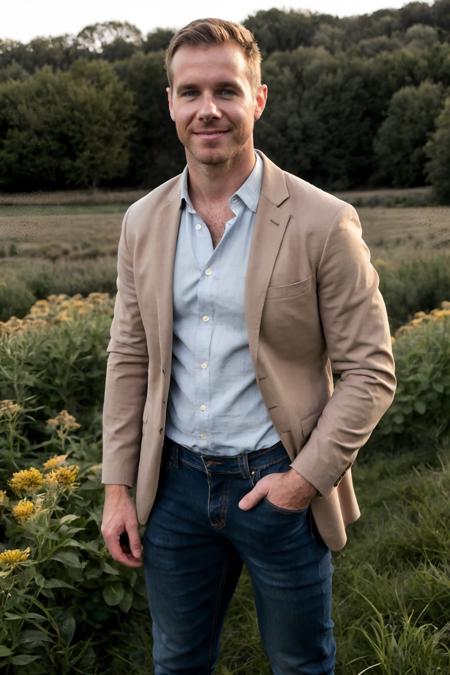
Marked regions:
[0,1,450,198]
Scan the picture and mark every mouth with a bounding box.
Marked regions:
[193,130,230,141]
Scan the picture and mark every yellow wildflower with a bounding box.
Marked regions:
[0,489,9,507]
[43,454,67,471]
[55,311,71,323]
[0,547,31,567]
[12,499,35,522]
[45,465,79,488]
[9,467,44,494]
[46,410,80,432]
[0,400,22,417]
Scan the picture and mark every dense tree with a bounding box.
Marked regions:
[143,29,175,53]
[0,1,449,193]
[115,52,182,187]
[0,62,134,190]
[374,81,444,187]
[398,2,433,30]
[426,96,450,200]
[76,22,142,54]
[244,8,317,53]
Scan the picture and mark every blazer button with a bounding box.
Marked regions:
[159,428,163,434]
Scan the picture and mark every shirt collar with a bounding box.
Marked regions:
[180,152,263,215]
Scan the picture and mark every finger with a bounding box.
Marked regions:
[104,531,143,568]
[238,485,266,510]
[126,523,143,560]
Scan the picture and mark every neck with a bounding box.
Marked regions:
[186,148,256,206]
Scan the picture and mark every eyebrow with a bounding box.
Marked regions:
[175,80,243,95]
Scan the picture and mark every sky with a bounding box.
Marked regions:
[1,1,430,43]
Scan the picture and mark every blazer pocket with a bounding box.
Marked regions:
[266,277,311,301]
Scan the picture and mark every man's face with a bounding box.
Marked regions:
[167,42,267,169]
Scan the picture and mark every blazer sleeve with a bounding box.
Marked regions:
[101,208,149,487]
[290,204,396,497]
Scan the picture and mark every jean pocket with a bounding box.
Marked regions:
[262,497,309,516]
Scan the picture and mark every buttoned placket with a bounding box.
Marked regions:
[189,201,242,449]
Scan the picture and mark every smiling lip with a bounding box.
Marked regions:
[194,130,230,140]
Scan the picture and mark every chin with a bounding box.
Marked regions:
[191,150,231,166]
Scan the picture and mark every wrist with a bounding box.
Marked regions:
[104,484,130,498]
[286,468,317,498]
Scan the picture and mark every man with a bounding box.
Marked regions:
[101,17,396,674]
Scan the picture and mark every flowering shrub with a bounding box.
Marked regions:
[0,293,113,442]
[0,411,148,673]
[375,301,450,448]
[0,292,113,336]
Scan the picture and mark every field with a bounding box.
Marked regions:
[0,199,449,275]
[0,190,449,674]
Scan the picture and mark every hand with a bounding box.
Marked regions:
[238,469,317,511]
[101,485,143,568]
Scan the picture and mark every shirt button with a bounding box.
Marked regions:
[195,223,202,230]
[200,432,207,439]
[200,362,208,369]
[202,315,209,322]
[199,404,207,412]
[205,268,212,276]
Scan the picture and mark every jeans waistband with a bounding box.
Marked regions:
[162,437,290,479]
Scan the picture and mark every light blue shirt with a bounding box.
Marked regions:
[165,153,280,456]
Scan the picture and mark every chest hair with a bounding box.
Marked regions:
[196,202,235,249]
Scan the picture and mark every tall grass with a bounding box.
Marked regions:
[380,254,450,331]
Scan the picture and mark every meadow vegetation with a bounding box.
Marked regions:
[0,196,449,672]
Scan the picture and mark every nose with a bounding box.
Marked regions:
[197,95,221,121]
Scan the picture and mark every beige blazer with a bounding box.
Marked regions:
[102,152,396,551]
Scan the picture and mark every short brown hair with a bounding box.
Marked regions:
[165,18,262,88]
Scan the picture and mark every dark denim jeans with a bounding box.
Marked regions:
[143,438,335,675]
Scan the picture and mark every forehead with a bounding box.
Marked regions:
[170,43,251,89]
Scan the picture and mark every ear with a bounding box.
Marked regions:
[167,86,175,122]
[254,83,268,121]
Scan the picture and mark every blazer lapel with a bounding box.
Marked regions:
[245,153,291,370]
[152,185,182,373]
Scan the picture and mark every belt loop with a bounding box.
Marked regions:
[240,452,251,479]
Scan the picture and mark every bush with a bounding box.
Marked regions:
[374,301,450,449]
[0,421,148,674]
[0,279,36,322]
[0,293,114,438]
[426,95,450,202]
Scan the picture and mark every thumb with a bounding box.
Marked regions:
[238,484,266,510]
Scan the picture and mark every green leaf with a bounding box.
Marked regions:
[60,615,76,645]
[102,583,125,607]
[20,629,53,644]
[11,654,40,665]
[118,588,133,613]
[414,400,427,415]
[5,612,44,622]
[103,561,120,575]
[52,550,80,567]
[59,515,80,524]
[44,578,76,590]
[0,646,12,657]
[60,538,84,548]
